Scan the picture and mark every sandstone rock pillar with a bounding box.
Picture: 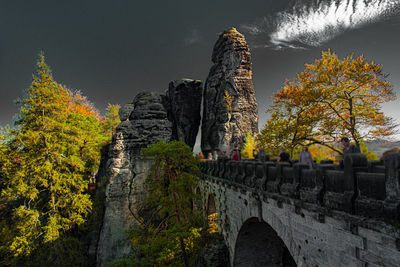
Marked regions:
[201,28,258,155]
[96,92,173,266]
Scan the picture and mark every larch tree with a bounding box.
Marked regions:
[0,52,106,265]
[259,50,397,155]
[102,103,120,140]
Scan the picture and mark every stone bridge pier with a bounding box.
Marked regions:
[199,153,400,267]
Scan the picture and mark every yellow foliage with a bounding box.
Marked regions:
[360,142,379,160]
[208,213,218,234]
[241,131,256,159]
[224,90,234,112]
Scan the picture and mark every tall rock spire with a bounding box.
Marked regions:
[201,28,258,154]
[165,79,203,149]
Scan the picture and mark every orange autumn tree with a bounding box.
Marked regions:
[68,90,100,118]
[259,50,397,156]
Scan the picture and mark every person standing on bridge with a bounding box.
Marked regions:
[299,146,314,169]
[212,150,218,160]
[339,137,360,168]
[277,147,290,163]
[254,145,266,163]
[231,146,241,161]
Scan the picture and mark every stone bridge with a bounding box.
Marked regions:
[198,153,400,267]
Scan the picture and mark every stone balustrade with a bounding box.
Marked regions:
[199,152,400,223]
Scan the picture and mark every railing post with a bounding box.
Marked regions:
[275,162,290,194]
[260,162,275,192]
[254,162,267,191]
[244,162,257,187]
[384,152,400,221]
[237,161,246,185]
[218,159,226,178]
[230,161,239,184]
[344,153,368,214]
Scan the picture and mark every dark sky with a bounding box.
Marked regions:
[1,0,399,139]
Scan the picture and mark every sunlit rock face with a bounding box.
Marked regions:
[165,79,203,149]
[201,28,258,155]
[96,92,173,267]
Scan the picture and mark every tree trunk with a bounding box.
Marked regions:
[179,236,189,267]
[173,191,189,267]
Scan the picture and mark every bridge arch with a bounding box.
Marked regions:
[207,193,216,214]
[206,193,219,233]
[233,217,296,267]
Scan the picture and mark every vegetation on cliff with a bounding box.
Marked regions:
[241,131,256,159]
[114,140,206,267]
[0,53,119,266]
[258,50,397,157]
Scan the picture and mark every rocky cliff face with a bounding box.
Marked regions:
[96,92,173,267]
[96,28,261,265]
[165,79,203,149]
[201,28,258,154]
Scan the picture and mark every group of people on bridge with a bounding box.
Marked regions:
[199,146,242,162]
[198,137,361,169]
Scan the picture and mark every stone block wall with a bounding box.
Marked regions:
[200,153,400,222]
[199,152,400,266]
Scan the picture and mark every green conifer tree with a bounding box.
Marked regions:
[0,52,106,265]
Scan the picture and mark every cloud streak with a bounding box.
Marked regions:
[183,29,201,46]
[242,0,400,50]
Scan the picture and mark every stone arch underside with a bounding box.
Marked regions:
[207,193,217,214]
[233,217,296,267]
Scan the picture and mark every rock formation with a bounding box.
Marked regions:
[165,79,203,149]
[201,28,258,155]
[96,92,173,267]
[118,103,135,121]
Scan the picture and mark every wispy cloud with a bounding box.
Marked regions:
[241,0,400,50]
[183,29,201,46]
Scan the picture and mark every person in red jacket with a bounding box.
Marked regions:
[231,146,241,161]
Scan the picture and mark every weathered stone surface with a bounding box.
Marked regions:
[165,79,202,149]
[199,153,400,266]
[117,92,173,156]
[197,234,230,267]
[201,28,258,155]
[96,92,172,267]
[199,176,400,267]
[118,103,135,121]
